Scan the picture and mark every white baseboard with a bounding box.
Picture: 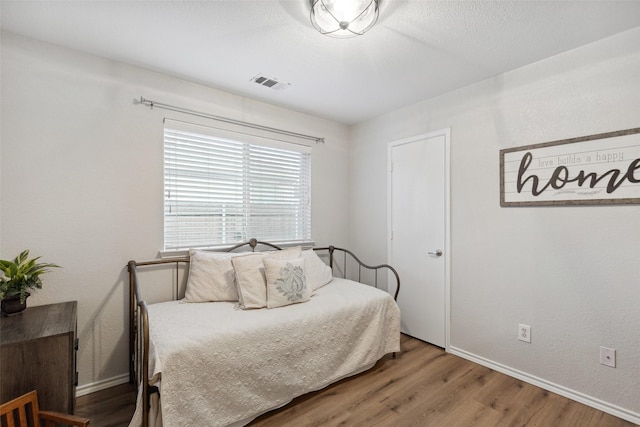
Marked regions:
[449,346,640,425]
[75,373,130,397]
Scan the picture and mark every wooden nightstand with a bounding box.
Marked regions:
[0,301,78,413]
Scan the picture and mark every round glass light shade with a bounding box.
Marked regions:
[310,0,379,38]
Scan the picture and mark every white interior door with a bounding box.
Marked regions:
[388,129,449,348]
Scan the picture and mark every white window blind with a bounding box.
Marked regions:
[164,120,312,250]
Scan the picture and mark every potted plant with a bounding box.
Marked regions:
[0,250,60,316]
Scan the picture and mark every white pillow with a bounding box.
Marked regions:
[264,256,310,309]
[232,253,267,309]
[231,246,303,309]
[184,250,238,302]
[267,245,302,260]
[302,249,333,291]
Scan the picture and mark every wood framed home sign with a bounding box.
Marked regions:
[500,128,640,206]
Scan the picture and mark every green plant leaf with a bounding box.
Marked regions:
[0,250,60,300]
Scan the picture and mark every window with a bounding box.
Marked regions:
[164,120,311,250]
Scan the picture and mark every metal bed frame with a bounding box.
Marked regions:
[127,239,400,427]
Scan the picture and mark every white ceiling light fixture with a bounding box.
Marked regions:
[310,0,379,38]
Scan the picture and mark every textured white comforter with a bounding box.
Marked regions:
[129,278,400,427]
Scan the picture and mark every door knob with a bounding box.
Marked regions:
[428,249,443,257]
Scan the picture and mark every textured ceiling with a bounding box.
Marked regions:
[2,1,640,124]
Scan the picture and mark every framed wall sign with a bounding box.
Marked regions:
[500,128,640,206]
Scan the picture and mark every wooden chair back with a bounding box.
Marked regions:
[0,390,39,427]
[0,390,90,427]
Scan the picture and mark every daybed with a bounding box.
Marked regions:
[127,239,401,427]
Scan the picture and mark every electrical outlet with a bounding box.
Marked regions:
[600,347,616,368]
[518,324,531,343]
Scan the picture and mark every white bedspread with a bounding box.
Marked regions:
[129,278,400,427]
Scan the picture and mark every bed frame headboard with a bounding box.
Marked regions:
[126,238,400,419]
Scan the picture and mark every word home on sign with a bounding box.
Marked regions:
[516,152,640,196]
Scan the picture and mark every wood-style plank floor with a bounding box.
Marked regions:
[76,334,635,426]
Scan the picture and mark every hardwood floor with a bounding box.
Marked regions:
[76,382,137,427]
[76,335,635,426]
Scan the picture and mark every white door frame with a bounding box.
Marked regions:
[387,128,451,351]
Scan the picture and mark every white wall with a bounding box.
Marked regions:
[0,32,350,390]
[350,27,640,421]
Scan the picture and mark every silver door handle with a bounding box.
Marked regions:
[428,249,443,257]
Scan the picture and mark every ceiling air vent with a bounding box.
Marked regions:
[251,74,290,91]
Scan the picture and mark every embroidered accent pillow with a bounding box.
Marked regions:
[302,249,333,292]
[263,256,310,309]
[184,250,238,302]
